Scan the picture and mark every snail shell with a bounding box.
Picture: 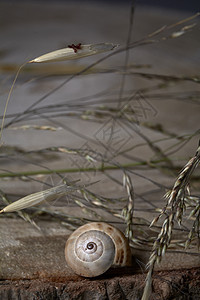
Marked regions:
[65,222,132,277]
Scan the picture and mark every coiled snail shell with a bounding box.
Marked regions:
[65,222,132,277]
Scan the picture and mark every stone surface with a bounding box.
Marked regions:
[0,268,200,299]
[0,217,200,299]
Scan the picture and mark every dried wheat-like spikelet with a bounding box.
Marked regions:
[141,140,200,300]
[29,43,118,63]
[122,173,134,240]
[0,184,74,213]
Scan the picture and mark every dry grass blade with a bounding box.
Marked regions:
[9,125,62,131]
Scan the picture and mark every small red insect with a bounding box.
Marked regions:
[68,43,82,53]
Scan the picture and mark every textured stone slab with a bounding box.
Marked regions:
[0,218,199,280]
[0,268,200,300]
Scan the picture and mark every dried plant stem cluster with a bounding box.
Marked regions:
[0,10,199,300]
[142,141,200,300]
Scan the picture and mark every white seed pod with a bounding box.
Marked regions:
[65,222,132,277]
[29,43,118,63]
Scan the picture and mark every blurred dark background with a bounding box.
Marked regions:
[137,0,199,12]
[0,0,199,12]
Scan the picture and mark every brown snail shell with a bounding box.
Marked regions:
[65,222,132,277]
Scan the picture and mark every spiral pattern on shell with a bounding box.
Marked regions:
[65,222,132,277]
